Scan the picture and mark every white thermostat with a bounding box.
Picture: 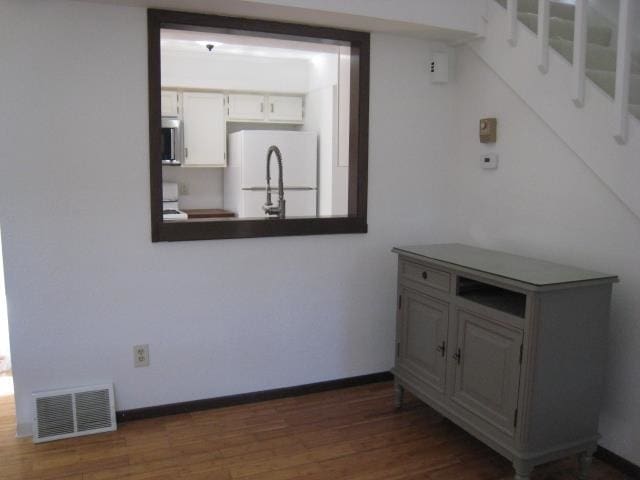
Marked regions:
[481,153,499,169]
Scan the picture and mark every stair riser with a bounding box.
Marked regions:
[550,39,640,74]
[518,0,577,20]
[587,71,640,104]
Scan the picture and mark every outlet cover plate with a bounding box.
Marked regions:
[134,344,149,367]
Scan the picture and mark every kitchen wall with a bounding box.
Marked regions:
[450,46,640,465]
[305,52,349,216]
[304,52,338,216]
[0,0,456,434]
[162,167,224,210]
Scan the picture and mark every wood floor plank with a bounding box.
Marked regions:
[0,383,629,480]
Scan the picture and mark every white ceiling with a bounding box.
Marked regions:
[161,29,340,60]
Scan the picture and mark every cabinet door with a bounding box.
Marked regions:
[227,94,266,121]
[397,289,449,394]
[182,92,226,167]
[451,309,523,436]
[161,90,179,117]
[267,95,303,123]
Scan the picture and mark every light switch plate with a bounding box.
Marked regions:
[481,154,499,169]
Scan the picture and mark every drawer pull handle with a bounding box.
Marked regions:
[422,271,428,280]
[436,341,446,357]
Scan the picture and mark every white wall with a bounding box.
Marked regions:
[161,51,309,93]
[0,0,456,434]
[0,227,9,373]
[451,46,640,465]
[2,0,638,467]
[244,0,485,37]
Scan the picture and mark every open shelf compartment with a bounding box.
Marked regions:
[456,276,527,318]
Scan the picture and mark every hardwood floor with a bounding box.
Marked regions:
[0,382,627,479]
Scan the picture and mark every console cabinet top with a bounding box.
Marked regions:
[392,243,618,289]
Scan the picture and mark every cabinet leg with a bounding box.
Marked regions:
[578,448,595,480]
[513,460,534,480]
[393,381,404,409]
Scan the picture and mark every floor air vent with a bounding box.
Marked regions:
[32,384,116,443]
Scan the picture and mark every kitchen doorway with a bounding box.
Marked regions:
[0,226,13,401]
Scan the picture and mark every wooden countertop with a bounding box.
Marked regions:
[183,209,236,219]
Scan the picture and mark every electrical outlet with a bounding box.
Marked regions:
[179,183,188,195]
[133,344,149,367]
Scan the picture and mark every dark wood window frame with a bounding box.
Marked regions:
[148,9,370,242]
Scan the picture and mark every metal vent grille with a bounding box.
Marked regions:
[33,384,116,443]
[75,389,111,432]
[35,394,74,439]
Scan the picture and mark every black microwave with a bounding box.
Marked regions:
[161,117,182,165]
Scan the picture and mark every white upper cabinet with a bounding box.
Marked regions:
[226,93,304,123]
[161,90,179,117]
[182,92,226,167]
[227,94,266,121]
[267,95,304,123]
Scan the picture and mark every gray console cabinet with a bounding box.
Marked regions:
[392,244,618,480]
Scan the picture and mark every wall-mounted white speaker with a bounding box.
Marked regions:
[430,52,449,84]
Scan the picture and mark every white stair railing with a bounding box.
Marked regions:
[500,0,634,144]
[507,0,519,46]
[614,0,633,144]
[571,0,587,107]
[537,0,550,73]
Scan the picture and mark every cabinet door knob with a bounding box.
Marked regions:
[436,341,446,357]
[422,271,428,280]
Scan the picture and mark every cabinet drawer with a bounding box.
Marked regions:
[400,261,450,293]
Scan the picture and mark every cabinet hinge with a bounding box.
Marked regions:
[398,295,402,310]
[514,408,518,428]
[519,343,524,364]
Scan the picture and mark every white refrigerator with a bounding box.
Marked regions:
[224,130,318,218]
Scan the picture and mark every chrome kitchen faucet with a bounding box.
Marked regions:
[262,145,286,219]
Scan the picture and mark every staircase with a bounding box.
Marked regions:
[496,0,640,121]
[472,0,640,220]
